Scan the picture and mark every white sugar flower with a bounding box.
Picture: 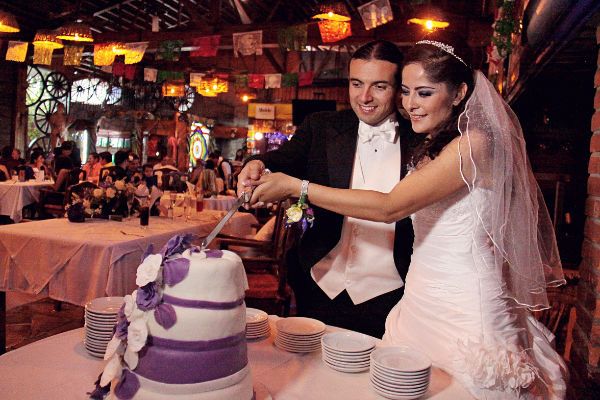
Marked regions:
[100,354,123,387]
[124,345,139,369]
[114,180,126,191]
[104,336,124,360]
[126,317,149,353]
[136,254,163,286]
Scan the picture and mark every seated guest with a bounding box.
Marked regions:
[54,142,74,175]
[0,163,8,181]
[0,145,19,175]
[99,151,114,168]
[82,152,101,183]
[200,159,218,197]
[127,153,141,181]
[141,163,158,189]
[107,150,129,182]
[12,148,26,165]
[25,149,47,180]
[189,159,204,185]
[153,156,179,172]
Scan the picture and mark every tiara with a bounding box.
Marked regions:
[415,40,468,67]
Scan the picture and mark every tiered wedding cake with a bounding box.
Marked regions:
[98,235,254,400]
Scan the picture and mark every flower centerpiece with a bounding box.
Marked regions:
[88,179,135,219]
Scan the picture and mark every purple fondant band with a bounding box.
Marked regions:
[134,334,248,384]
[147,331,245,351]
[162,293,244,309]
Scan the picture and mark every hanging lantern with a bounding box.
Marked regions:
[162,81,185,97]
[5,41,28,62]
[94,43,116,66]
[124,42,148,64]
[33,46,54,65]
[33,30,64,49]
[407,7,449,31]
[57,21,94,42]
[312,2,351,22]
[318,20,352,43]
[0,10,19,32]
[111,42,128,55]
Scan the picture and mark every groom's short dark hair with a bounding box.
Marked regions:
[350,40,403,86]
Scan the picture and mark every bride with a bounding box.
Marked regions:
[247,32,568,399]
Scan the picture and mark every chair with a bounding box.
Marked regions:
[99,166,116,183]
[65,181,99,205]
[154,168,180,191]
[218,201,295,316]
[37,169,75,218]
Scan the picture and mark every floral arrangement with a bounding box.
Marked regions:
[284,194,314,235]
[455,338,541,395]
[93,234,202,398]
[82,180,135,218]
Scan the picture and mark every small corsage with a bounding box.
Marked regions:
[285,180,314,235]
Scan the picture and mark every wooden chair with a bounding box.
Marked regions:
[37,169,73,218]
[65,181,99,204]
[218,201,295,316]
[99,166,116,183]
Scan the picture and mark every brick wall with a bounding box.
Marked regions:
[570,23,600,396]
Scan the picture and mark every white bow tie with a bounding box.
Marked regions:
[358,120,398,143]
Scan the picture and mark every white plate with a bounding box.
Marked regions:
[246,325,270,332]
[85,297,124,314]
[371,373,430,391]
[276,317,325,336]
[322,357,370,373]
[323,354,370,368]
[274,337,321,348]
[246,308,269,324]
[370,346,431,373]
[274,340,320,353]
[321,331,376,353]
[323,351,371,363]
[322,344,374,357]
[85,347,106,358]
[85,331,114,340]
[371,369,430,386]
[371,362,431,379]
[371,381,428,400]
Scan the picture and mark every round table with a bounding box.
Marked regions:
[0,317,473,399]
[202,195,238,211]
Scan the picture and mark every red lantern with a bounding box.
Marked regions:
[318,20,352,43]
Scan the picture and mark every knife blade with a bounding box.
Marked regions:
[200,191,251,250]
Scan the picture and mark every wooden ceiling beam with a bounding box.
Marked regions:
[210,0,222,26]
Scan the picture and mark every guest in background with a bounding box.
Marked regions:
[107,150,129,182]
[141,163,158,189]
[152,156,178,172]
[0,163,9,181]
[127,153,141,182]
[12,148,26,165]
[189,159,205,185]
[99,151,113,168]
[82,152,101,183]
[25,149,47,180]
[0,146,19,174]
[54,142,74,175]
[200,159,218,197]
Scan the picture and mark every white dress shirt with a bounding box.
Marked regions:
[311,115,403,304]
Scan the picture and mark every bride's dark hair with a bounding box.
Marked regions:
[404,31,475,166]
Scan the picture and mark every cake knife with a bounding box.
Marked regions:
[200,190,252,250]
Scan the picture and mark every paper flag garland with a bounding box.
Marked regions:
[264,74,282,89]
[358,0,394,30]
[248,74,265,89]
[156,40,183,61]
[191,35,221,57]
[233,30,263,57]
[144,68,158,82]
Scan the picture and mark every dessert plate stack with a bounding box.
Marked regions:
[84,297,123,358]
[274,317,325,353]
[246,308,270,340]
[321,331,376,373]
[369,346,431,400]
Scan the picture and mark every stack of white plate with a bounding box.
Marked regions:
[321,331,376,373]
[274,317,325,353]
[84,297,123,358]
[369,346,431,400]
[246,307,270,340]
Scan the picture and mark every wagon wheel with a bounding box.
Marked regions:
[175,85,195,112]
[105,84,122,105]
[26,66,44,106]
[45,71,70,99]
[70,79,94,103]
[28,135,51,153]
[34,99,59,134]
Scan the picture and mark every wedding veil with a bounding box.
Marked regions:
[458,71,566,311]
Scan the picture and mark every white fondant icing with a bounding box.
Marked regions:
[147,304,246,341]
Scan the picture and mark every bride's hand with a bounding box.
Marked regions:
[249,172,301,207]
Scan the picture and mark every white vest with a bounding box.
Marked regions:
[311,116,403,304]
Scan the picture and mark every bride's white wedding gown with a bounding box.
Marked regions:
[382,185,568,399]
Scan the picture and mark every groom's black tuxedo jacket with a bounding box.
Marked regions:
[256,109,414,283]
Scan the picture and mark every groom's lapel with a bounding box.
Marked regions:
[326,113,359,189]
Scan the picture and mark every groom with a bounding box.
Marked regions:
[238,40,414,338]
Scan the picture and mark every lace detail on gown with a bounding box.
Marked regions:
[382,185,567,399]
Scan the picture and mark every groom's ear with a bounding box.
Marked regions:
[453,83,468,106]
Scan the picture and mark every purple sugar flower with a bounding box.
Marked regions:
[154,303,177,329]
[163,257,190,286]
[160,234,194,258]
[136,282,161,311]
[115,318,129,340]
[113,370,140,400]
[205,249,223,258]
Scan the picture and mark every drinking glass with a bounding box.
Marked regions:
[139,205,150,229]
[183,195,191,222]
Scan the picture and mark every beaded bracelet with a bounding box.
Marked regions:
[285,179,314,234]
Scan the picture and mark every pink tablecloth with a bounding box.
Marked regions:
[0,180,53,222]
[0,210,257,306]
[203,195,238,211]
[0,317,474,399]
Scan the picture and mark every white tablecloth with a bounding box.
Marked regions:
[0,180,53,222]
[0,317,473,399]
[203,195,238,210]
[0,211,257,307]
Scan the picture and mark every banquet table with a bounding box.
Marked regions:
[0,180,53,223]
[0,211,257,353]
[203,195,238,210]
[0,317,474,399]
